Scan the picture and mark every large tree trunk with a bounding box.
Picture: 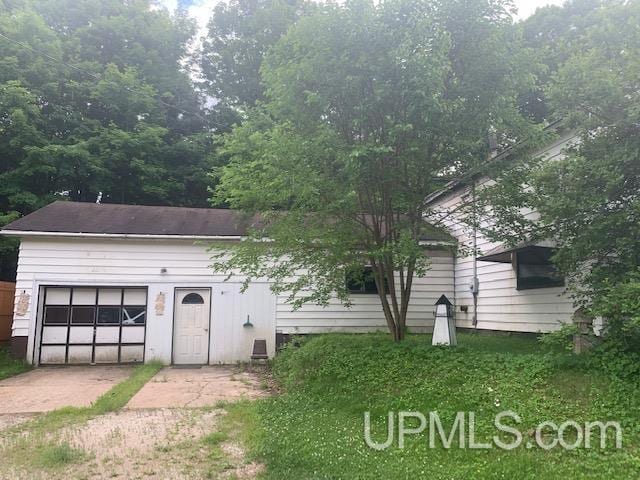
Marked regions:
[372,258,413,342]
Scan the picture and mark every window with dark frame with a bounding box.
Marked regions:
[346,266,389,295]
[43,306,69,324]
[515,248,565,291]
[42,287,147,326]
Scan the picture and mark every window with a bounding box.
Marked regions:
[346,266,389,295]
[44,306,69,324]
[41,287,147,326]
[182,293,205,304]
[71,306,95,324]
[516,247,564,290]
[122,306,146,325]
[97,307,121,324]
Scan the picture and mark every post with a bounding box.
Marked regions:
[573,307,594,354]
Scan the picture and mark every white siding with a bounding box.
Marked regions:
[429,133,578,333]
[276,250,454,334]
[12,237,454,363]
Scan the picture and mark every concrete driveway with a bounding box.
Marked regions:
[127,366,265,409]
[0,366,132,414]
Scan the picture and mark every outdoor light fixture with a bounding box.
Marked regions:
[243,314,253,328]
[432,294,457,346]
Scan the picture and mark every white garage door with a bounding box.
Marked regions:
[39,286,147,365]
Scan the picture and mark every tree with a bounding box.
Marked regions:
[474,1,640,320]
[200,0,308,109]
[517,0,603,122]
[213,0,538,341]
[0,0,228,280]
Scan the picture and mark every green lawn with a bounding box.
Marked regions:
[230,333,640,479]
[0,346,30,380]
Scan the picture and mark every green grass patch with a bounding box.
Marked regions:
[241,333,640,479]
[0,346,30,380]
[34,442,89,469]
[203,431,228,446]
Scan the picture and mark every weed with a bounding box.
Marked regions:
[35,442,89,468]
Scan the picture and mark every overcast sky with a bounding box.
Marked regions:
[161,0,566,38]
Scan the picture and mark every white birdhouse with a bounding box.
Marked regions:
[432,294,457,346]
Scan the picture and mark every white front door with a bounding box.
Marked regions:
[173,288,210,364]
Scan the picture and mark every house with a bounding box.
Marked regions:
[426,129,580,333]
[2,130,587,366]
[1,201,455,365]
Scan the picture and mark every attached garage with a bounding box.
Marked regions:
[1,201,454,365]
[39,286,147,364]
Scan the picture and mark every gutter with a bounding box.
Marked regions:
[0,230,455,247]
[0,230,244,241]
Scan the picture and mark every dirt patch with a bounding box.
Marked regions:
[0,407,263,480]
[0,414,33,432]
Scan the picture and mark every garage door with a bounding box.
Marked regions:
[39,286,147,365]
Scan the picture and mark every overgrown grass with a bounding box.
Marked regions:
[34,442,89,469]
[241,333,640,479]
[0,346,30,380]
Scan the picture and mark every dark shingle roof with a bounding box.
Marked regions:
[2,201,258,237]
[2,201,454,242]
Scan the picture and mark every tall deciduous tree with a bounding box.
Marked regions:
[200,0,308,108]
[213,0,538,341]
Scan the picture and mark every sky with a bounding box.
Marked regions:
[160,0,566,33]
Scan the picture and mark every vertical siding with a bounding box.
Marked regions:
[429,134,579,333]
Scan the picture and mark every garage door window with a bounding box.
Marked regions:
[39,287,147,365]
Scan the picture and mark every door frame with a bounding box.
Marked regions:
[171,287,212,365]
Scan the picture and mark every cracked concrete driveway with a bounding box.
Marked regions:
[0,366,132,414]
[127,366,266,409]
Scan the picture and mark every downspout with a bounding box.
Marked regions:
[471,180,479,327]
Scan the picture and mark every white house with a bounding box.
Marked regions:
[426,130,580,333]
[1,202,455,365]
[2,132,585,366]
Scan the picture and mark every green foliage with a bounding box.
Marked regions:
[213,0,539,339]
[538,323,579,352]
[244,333,640,479]
[0,0,231,279]
[91,361,162,414]
[0,346,30,380]
[475,1,640,322]
[592,274,640,351]
[201,0,308,108]
[34,442,88,468]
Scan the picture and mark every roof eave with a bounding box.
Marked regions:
[0,230,244,241]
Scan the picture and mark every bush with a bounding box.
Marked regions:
[593,273,640,354]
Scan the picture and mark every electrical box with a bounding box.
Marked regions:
[469,277,479,295]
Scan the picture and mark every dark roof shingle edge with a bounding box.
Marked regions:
[1,201,455,243]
